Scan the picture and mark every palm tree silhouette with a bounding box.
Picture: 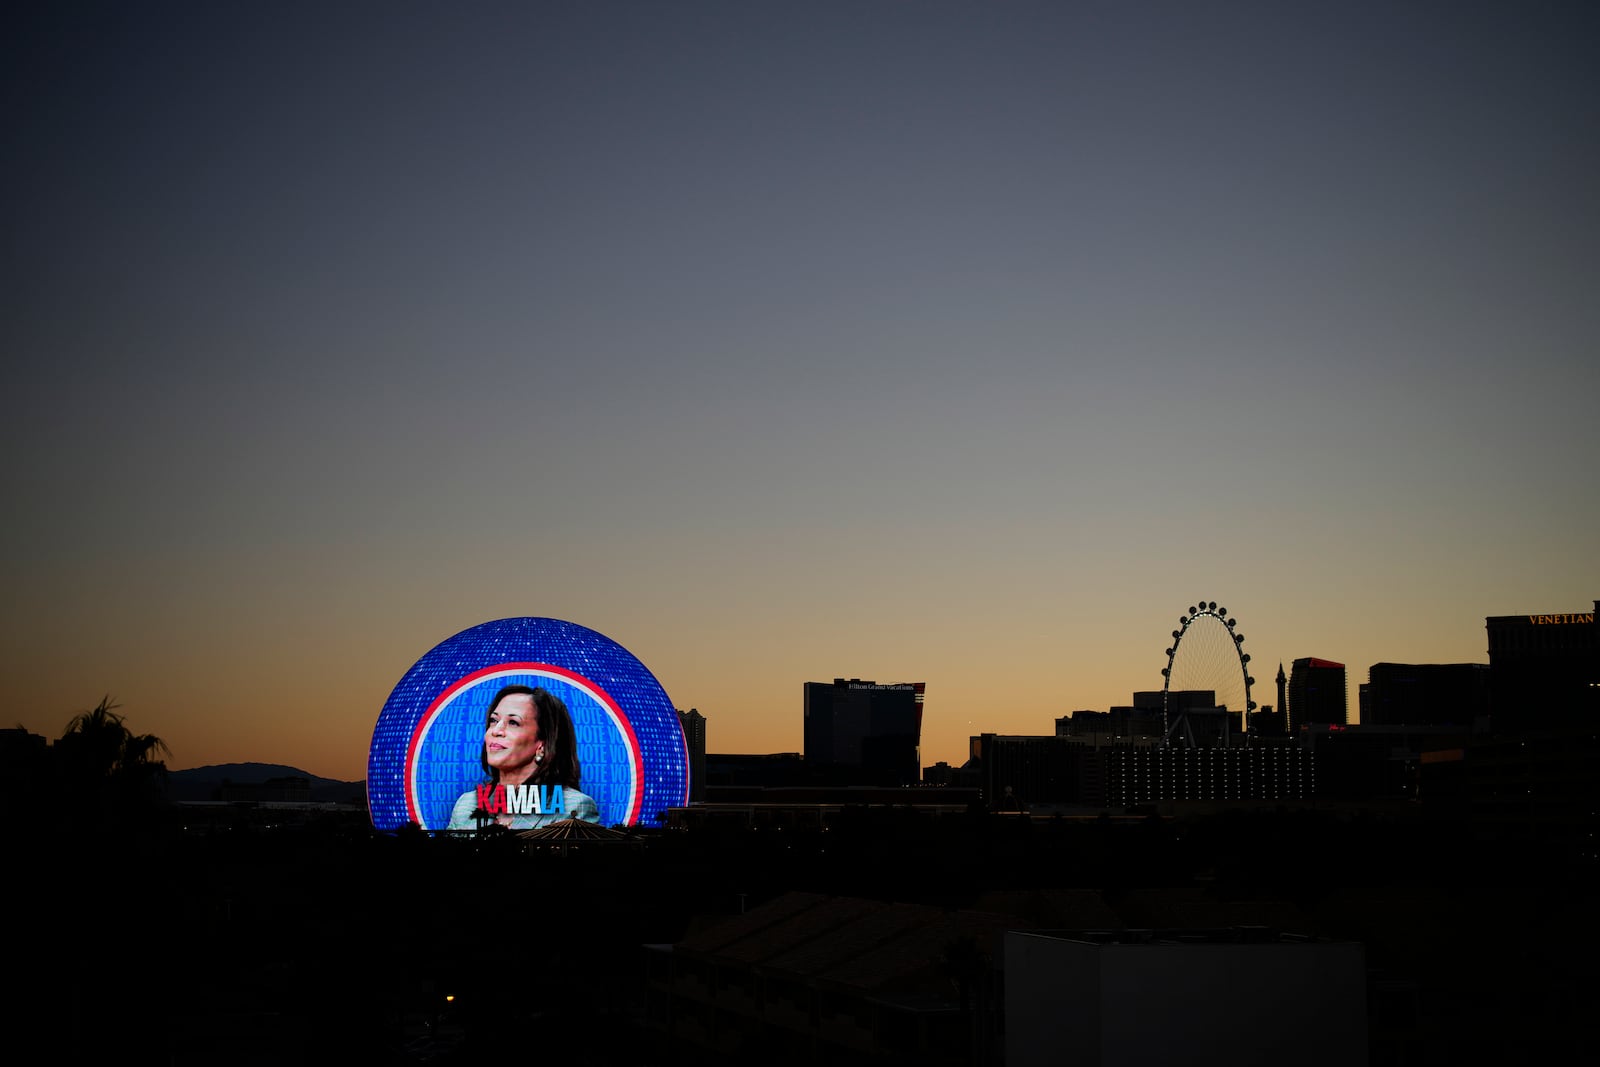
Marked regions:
[57,695,171,816]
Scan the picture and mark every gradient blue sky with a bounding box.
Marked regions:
[5,1,1596,780]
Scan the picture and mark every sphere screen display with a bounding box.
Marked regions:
[368,618,688,830]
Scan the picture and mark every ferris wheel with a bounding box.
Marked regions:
[1160,600,1256,747]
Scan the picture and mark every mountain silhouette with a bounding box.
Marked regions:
[167,762,363,804]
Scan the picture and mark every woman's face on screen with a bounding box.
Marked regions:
[485,693,541,781]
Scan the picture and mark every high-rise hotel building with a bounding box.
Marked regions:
[677,707,707,801]
[803,679,925,785]
[1289,657,1347,733]
[1485,600,1599,732]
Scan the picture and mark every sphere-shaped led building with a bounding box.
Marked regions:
[368,618,688,830]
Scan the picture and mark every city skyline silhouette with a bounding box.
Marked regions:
[5,3,1595,780]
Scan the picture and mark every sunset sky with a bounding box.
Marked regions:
[5,2,1596,782]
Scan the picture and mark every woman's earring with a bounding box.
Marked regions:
[534,747,544,764]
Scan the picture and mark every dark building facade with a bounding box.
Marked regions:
[1008,928,1367,1067]
[677,708,707,802]
[1419,729,1600,855]
[1107,745,1313,805]
[969,734,1314,808]
[1485,600,1599,733]
[1360,663,1490,728]
[704,752,805,788]
[1303,723,1471,801]
[803,679,924,785]
[1289,657,1347,732]
[645,891,1011,1066]
[969,733,1104,809]
[1055,707,1163,744]
[1248,706,1287,737]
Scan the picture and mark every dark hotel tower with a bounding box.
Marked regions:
[1484,600,1599,733]
[677,708,707,801]
[1288,657,1347,733]
[1361,663,1490,728]
[803,679,924,785]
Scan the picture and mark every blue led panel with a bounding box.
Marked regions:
[368,618,688,830]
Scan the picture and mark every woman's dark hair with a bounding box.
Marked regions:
[479,684,582,789]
